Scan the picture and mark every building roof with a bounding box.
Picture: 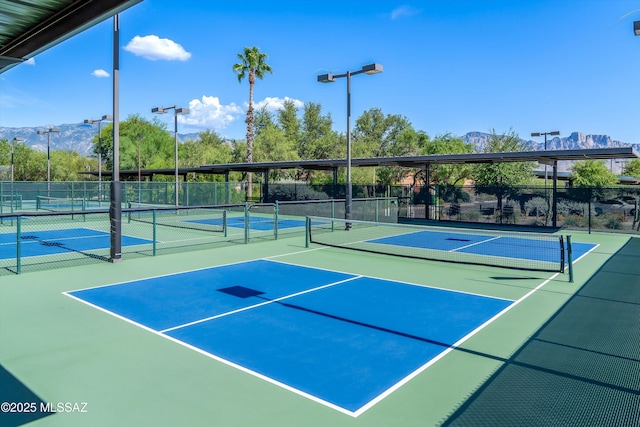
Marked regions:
[0,0,142,73]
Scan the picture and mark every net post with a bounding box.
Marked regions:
[567,235,574,283]
[375,198,379,222]
[244,202,249,244]
[152,209,157,256]
[109,181,122,263]
[71,184,75,220]
[274,202,279,240]
[16,216,21,274]
[223,210,228,237]
[305,216,310,248]
[331,201,335,232]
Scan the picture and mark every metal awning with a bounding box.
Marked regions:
[84,146,640,179]
[0,0,142,73]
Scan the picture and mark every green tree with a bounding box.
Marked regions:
[50,150,94,181]
[299,102,338,159]
[97,114,174,174]
[350,108,419,186]
[0,139,47,181]
[623,159,640,179]
[233,46,273,197]
[0,139,9,180]
[254,124,299,181]
[278,99,301,145]
[253,106,275,137]
[421,133,474,186]
[472,129,535,211]
[180,130,233,181]
[570,160,618,187]
[14,144,47,181]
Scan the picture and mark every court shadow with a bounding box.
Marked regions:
[442,236,640,426]
[0,364,54,427]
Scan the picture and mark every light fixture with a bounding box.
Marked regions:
[151,105,190,207]
[317,63,383,229]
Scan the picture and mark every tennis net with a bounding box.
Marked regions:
[1,194,22,209]
[276,197,398,223]
[126,202,246,234]
[36,195,87,212]
[306,216,566,272]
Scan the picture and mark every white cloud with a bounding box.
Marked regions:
[390,5,420,20]
[123,35,191,61]
[252,96,304,112]
[92,69,110,78]
[24,58,36,66]
[179,96,243,129]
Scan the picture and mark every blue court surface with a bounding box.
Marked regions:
[0,228,151,260]
[368,230,596,264]
[66,259,513,414]
[187,216,307,231]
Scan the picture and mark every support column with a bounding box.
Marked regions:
[552,160,558,228]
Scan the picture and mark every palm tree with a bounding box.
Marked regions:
[233,46,273,198]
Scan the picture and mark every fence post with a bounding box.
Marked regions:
[567,235,574,283]
[274,201,279,240]
[16,216,21,274]
[244,202,249,244]
[152,209,157,256]
[331,200,335,232]
[223,210,228,238]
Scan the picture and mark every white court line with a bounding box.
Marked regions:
[263,257,515,302]
[571,242,600,264]
[65,267,560,417]
[160,275,362,333]
[449,235,502,252]
[63,241,589,417]
[353,270,561,417]
[0,231,108,246]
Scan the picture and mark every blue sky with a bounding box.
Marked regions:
[2,0,640,144]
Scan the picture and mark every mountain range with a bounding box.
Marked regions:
[1,124,638,173]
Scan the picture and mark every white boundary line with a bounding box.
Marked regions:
[62,290,356,416]
[62,241,586,417]
[160,275,362,333]
[571,242,600,263]
[352,271,561,416]
[449,236,502,252]
[263,258,515,302]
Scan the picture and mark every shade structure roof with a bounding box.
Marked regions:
[0,0,142,73]
[83,147,640,180]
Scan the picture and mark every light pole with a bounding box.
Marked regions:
[318,63,383,228]
[84,115,113,205]
[152,105,190,208]
[634,20,640,36]
[37,127,61,196]
[531,131,560,190]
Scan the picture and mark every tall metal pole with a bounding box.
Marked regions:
[317,63,382,229]
[544,133,548,191]
[98,119,103,190]
[11,139,16,211]
[46,132,51,196]
[345,71,352,229]
[11,139,15,183]
[174,109,179,208]
[110,13,122,263]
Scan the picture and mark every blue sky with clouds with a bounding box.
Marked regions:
[1,0,640,144]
